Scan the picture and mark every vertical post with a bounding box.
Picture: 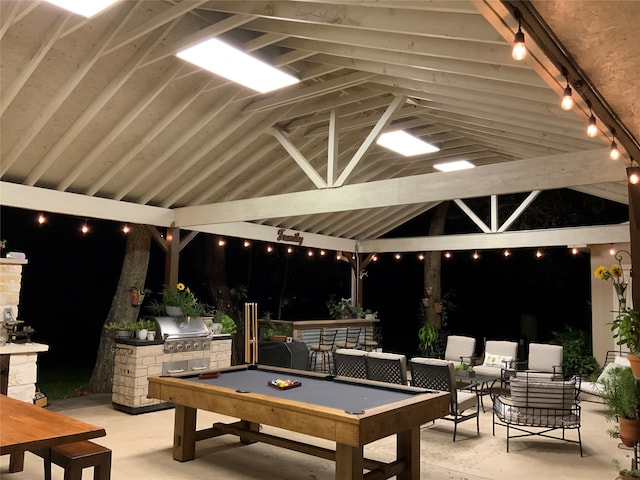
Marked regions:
[244,303,258,364]
[627,166,640,309]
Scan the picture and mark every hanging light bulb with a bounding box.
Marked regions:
[586,114,598,137]
[266,245,273,253]
[417,253,425,261]
[286,246,293,254]
[372,254,378,262]
[610,139,620,160]
[536,249,543,258]
[630,170,640,185]
[610,245,616,256]
[319,250,326,256]
[571,247,578,255]
[561,79,573,110]
[81,221,89,234]
[307,250,314,257]
[217,238,226,247]
[394,253,401,261]
[503,249,511,257]
[512,13,527,61]
[472,251,479,260]
[444,251,452,259]
[243,240,251,248]
[122,224,130,234]
[37,213,46,224]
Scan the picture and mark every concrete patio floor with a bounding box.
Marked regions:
[0,393,629,479]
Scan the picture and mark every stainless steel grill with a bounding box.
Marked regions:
[153,316,211,354]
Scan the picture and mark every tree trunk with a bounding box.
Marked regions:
[204,236,244,365]
[89,225,152,393]
[423,202,450,330]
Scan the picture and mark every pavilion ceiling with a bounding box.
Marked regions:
[0,0,637,252]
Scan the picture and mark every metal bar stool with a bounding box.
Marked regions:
[309,329,337,373]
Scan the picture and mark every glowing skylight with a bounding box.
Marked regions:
[176,38,300,94]
[433,160,475,172]
[376,131,440,157]
[44,0,119,17]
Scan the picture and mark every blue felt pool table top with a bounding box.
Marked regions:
[180,365,434,415]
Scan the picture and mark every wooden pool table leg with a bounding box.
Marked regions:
[396,427,420,480]
[335,443,364,480]
[9,451,25,472]
[173,405,197,462]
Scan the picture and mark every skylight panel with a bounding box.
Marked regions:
[44,0,119,17]
[176,38,300,94]
[376,131,440,157]
[433,160,475,172]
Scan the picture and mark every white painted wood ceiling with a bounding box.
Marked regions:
[1,1,637,251]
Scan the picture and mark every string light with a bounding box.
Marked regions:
[217,238,226,247]
[511,11,527,61]
[286,246,293,254]
[610,138,620,160]
[630,167,640,185]
[81,221,89,234]
[122,224,130,234]
[444,251,452,259]
[243,240,251,248]
[571,247,578,255]
[472,251,479,260]
[503,249,511,257]
[319,250,326,256]
[536,249,543,258]
[371,254,378,262]
[394,253,401,261]
[417,253,425,261]
[37,213,46,224]
[266,245,273,253]
[561,75,573,110]
[307,250,314,257]
[586,113,598,137]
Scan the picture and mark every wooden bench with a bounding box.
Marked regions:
[33,440,111,480]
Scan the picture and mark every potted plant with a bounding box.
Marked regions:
[417,321,439,356]
[601,364,640,447]
[215,311,237,335]
[105,321,135,339]
[326,296,363,319]
[613,458,640,479]
[266,318,292,342]
[611,307,640,377]
[147,283,205,318]
[129,283,151,306]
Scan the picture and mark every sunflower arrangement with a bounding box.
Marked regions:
[594,264,625,285]
[148,283,205,317]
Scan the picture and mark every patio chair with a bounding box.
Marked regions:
[409,357,480,441]
[444,335,476,364]
[309,329,337,373]
[473,340,518,411]
[365,351,407,385]
[525,343,564,378]
[334,348,368,379]
[335,327,362,349]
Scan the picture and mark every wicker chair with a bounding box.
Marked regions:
[309,329,337,373]
[334,348,368,379]
[410,357,480,441]
[365,351,407,385]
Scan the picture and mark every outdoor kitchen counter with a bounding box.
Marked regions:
[0,342,49,402]
[112,334,232,414]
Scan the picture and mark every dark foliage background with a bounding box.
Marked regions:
[0,189,628,369]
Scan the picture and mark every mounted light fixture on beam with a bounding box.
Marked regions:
[376,131,439,156]
[511,9,527,61]
[560,69,574,111]
[44,0,119,17]
[610,129,621,160]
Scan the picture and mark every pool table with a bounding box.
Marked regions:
[147,364,449,480]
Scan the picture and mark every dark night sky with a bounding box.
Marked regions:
[0,191,628,367]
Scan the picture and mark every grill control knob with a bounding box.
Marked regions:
[192,341,200,350]
[184,343,192,351]
[176,343,184,351]
[165,344,175,353]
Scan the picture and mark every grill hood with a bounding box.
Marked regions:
[154,316,210,340]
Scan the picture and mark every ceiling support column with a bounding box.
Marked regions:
[147,224,199,287]
[627,167,640,308]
